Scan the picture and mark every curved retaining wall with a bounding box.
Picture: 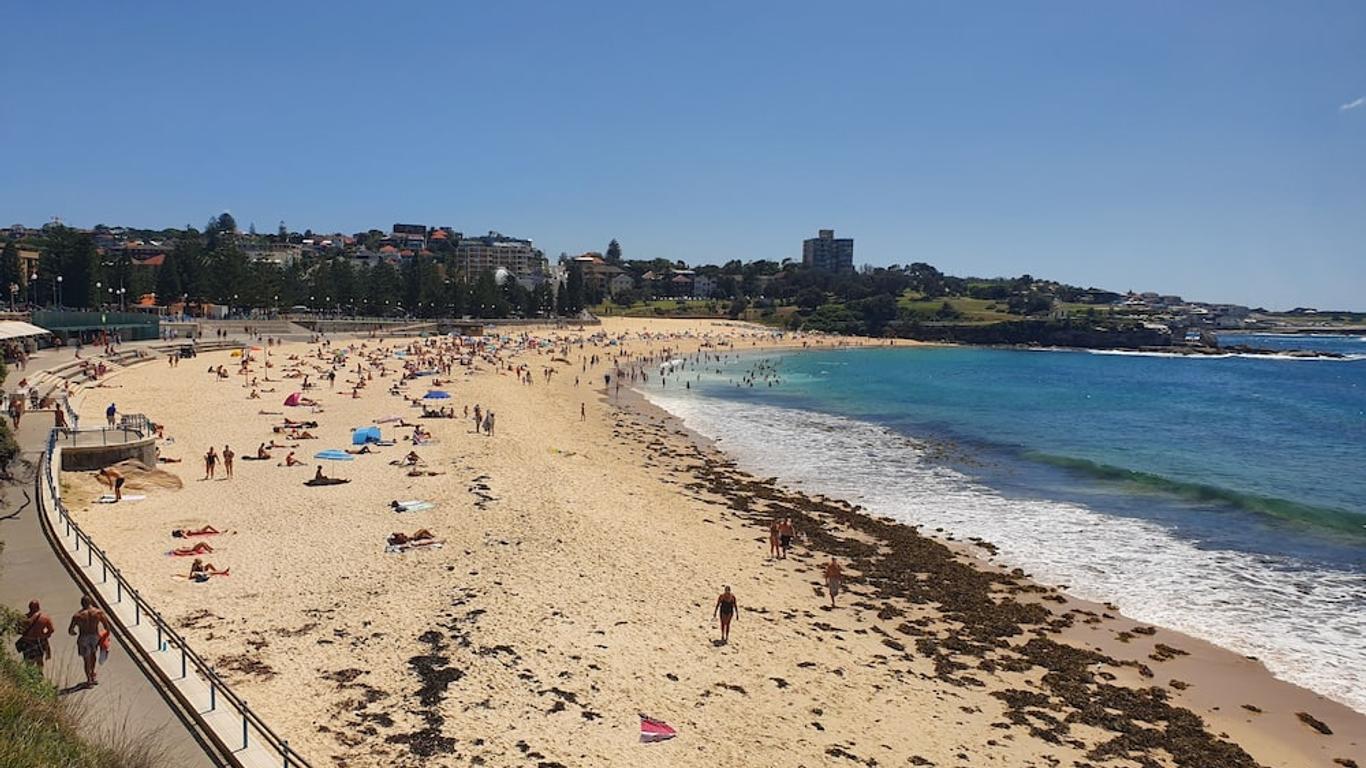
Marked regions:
[58,431,158,471]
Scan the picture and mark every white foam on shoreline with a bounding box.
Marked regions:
[1032,348,1366,362]
[643,389,1366,714]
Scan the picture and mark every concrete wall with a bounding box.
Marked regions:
[59,435,158,471]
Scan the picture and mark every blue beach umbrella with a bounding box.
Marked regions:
[424,390,451,399]
[314,449,355,461]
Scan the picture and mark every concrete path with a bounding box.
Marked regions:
[0,412,219,767]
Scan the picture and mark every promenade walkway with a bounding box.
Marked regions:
[0,412,219,767]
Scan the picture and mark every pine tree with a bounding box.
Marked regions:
[606,239,622,264]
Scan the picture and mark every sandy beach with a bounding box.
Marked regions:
[60,317,1363,768]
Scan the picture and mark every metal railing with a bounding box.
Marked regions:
[53,426,144,447]
[39,427,314,768]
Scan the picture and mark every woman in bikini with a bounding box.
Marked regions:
[171,525,221,538]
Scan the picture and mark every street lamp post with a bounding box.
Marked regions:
[96,281,102,308]
[28,273,36,307]
[55,275,63,308]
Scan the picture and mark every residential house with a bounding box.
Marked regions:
[571,253,624,294]
[692,274,717,298]
[608,272,636,296]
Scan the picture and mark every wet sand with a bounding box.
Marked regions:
[61,318,1363,767]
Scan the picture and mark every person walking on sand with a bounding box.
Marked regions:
[580,402,586,422]
[222,445,234,478]
[769,520,781,559]
[823,558,844,608]
[204,446,218,479]
[68,596,112,687]
[713,586,738,644]
[17,600,54,672]
[777,518,795,559]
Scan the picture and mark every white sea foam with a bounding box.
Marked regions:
[644,389,1366,714]
[1076,348,1366,362]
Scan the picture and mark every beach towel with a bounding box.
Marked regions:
[304,477,350,487]
[393,500,434,513]
[95,494,145,504]
[97,630,111,665]
[639,714,677,743]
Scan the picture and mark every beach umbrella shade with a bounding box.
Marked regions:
[284,392,302,406]
[351,426,382,445]
[424,390,452,399]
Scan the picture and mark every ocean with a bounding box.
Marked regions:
[642,333,1366,713]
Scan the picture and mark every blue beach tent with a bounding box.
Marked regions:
[351,426,382,445]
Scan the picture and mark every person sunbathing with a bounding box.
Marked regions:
[390,451,422,467]
[283,419,318,428]
[159,456,183,463]
[281,451,303,467]
[172,525,222,538]
[289,430,317,440]
[305,467,350,486]
[171,542,214,556]
[256,443,272,459]
[346,445,375,455]
[407,468,446,477]
[387,529,436,546]
[268,440,296,450]
[189,558,229,581]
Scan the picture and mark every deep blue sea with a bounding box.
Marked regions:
[643,332,1366,712]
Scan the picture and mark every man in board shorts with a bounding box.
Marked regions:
[97,467,125,501]
[16,601,54,671]
[777,518,795,559]
[824,558,844,608]
[68,596,112,687]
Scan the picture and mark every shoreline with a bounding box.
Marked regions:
[55,318,1364,767]
[624,377,1365,765]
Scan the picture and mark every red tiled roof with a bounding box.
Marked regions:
[136,254,166,267]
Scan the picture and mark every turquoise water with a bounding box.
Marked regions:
[643,334,1366,712]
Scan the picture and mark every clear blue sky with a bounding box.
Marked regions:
[3,1,1363,310]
